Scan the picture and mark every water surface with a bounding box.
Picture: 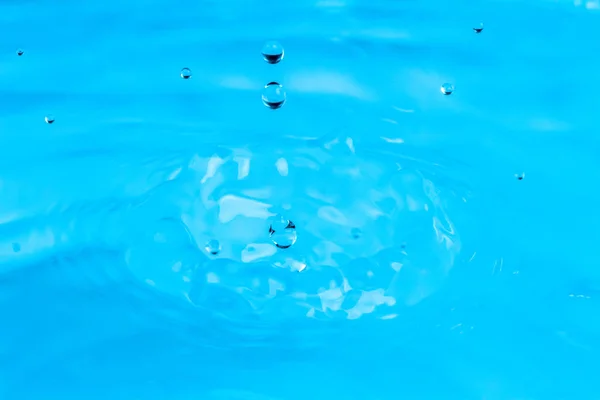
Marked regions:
[1,0,600,399]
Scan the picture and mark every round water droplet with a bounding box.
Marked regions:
[205,239,221,255]
[269,216,297,249]
[351,228,362,239]
[515,172,525,181]
[45,115,55,124]
[180,68,192,79]
[262,82,286,109]
[473,23,484,33]
[261,41,284,64]
[16,49,24,56]
[440,83,454,95]
[11,242,20,252]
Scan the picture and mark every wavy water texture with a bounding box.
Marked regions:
[1,0,600,399]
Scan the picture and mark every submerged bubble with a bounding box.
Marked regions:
[180,67,192,79]
[515,172,525,181]
[16,49,24,56]
[351,228,362,239]
[473,23,484,33]
[262,82,286,109]
[11,243,20,252]
[269,215,297,249]
[440,83,454,95]
[205,239,221,255]
[45,115,55,124]
[261,41,284,64]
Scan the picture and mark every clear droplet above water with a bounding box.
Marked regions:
[440,83,454,95]
[262,82,286,109]
[45,115,55,124]
[205,239,221,255]
[16,49,24,56]
[261,41,284,64]
[269,215,297,249]
[473,23,484,33]
[180,68,192,79]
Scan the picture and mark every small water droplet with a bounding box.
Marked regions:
[11,243,20,252]
[515,172,525,181]
[205,239,221,255]
[45,115,55,124]
[473,23,484,33]
[262,82,286,109]
[261,41,284,64]
[16,49,24,56]
[180,68,192,79]
[351,228,362,239]
[440,83,454,95]
[269,215,297,249]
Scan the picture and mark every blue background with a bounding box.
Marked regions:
[1,0,599,399]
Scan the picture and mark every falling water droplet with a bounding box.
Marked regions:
[180,68,192,79]
[440,83,454,95]
[261,41,284,64]
[262,82,286,109]
[473,23,484,33]
[351,228,362,239]
[515,172,525,181]
[16,49,24,56]
[269,215,297,249]
[45,115,55,124]
[205,239,221,255]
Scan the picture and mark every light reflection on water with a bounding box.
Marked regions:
[1,0,600,399]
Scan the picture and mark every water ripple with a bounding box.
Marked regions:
[2,0,599,397]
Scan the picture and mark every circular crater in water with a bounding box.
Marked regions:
[124,134,470,324]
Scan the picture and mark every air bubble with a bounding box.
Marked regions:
[205,239,221,255]
[16,49,24,56]
[261,41,284,64]
[351,228,362,239]
[45,115,55,124]
[515,172,525,181]
[180,68,192,79]
[11,243,20,252]
[269,215,297,249]
[440,83,454,95]
[262,82,286,109]
[473,23,484,34]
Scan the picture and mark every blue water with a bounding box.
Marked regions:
[1,0,600,399]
